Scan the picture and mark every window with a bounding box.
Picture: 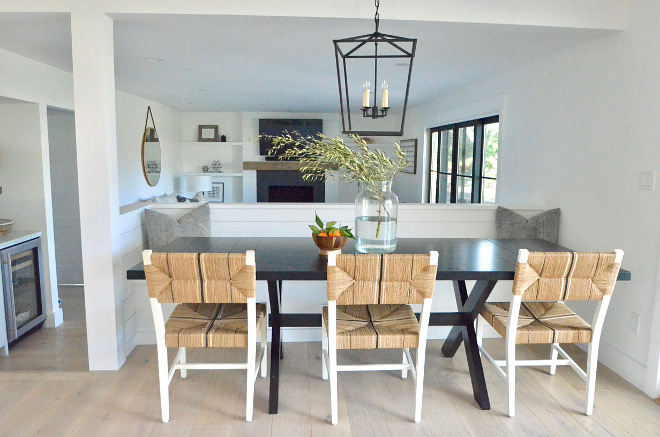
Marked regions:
[428,115,498,204]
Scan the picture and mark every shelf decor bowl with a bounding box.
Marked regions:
[0,219,13,234]
[312,234,348,256]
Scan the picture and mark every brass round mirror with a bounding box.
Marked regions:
[141,106,161,187]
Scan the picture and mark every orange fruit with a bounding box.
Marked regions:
[329,229,341,237]
[318,232,328,237]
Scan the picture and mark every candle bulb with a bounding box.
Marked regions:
[362,80,371,108]
[381,80,389,109]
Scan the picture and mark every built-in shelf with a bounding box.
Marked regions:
[183,141,243,146]
[184,172,243,177]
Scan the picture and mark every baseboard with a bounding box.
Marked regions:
[590,340,647,392]
[45,307,64,328]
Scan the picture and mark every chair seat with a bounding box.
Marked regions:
[322,304,419,350]
[481,302,592,344]
[165,303,266,348]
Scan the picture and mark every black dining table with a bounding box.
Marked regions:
[127,237,631,414]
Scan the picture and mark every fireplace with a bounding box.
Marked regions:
[257,170,324,202]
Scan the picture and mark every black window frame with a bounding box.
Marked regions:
[428,115,499,204]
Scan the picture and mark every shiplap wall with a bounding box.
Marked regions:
[119,201,151,357]
[123,203,544,352]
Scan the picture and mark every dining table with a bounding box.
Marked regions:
[127,236,631,414]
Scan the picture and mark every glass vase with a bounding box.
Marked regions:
[355,181,399,253]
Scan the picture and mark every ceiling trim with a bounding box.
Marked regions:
[0,0,628,30]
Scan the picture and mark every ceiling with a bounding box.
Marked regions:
[0,13,614,112]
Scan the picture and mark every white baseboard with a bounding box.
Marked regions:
[587,340,647,393]
[45,307,64,328]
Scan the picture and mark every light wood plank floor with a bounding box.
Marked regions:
[0,287,658,436]
[0,340,658,436]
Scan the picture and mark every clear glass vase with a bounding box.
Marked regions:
[355,181,399,253]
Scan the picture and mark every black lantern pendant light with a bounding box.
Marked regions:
[334,0,417,136]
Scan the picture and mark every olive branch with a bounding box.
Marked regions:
[263,132,408,237]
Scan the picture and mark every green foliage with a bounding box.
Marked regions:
[263,132,409,199]
[484,125,498,179]
[309,212,355,239]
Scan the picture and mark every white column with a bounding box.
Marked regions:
[71,13,124,370]
[37,103,63,327]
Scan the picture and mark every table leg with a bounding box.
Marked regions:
[441,281,469,357]
[278,280,283,360]
[267,280,281,414]
[441,280,496,410]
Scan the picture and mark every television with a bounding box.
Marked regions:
[259,119,323,160]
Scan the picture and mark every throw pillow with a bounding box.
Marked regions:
[495,206,560,243]
[144,203,211,250]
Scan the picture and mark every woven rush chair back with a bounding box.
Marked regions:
[512,251,621,301]
[327,253,437,304]
[144,252,256,303]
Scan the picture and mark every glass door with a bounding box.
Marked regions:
[1,238,45,342]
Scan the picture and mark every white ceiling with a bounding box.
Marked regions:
[0,13,614,112]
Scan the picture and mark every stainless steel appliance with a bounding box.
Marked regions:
[1,237,46,343]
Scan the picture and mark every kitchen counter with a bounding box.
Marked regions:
[0,231,42,250]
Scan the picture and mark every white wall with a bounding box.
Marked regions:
[405,0,660,396]
[48,107,83,285]
[0,102,62,326]
[116,91,182,205]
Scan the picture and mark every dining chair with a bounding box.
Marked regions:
[142,249,267,423]
[476,249,623,418]
[322,251,439,425]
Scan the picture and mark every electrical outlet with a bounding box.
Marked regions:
[629,312,641,334]
[639,171,655,191]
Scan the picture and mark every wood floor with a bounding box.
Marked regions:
[0,287,658,436]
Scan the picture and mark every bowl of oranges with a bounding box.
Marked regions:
[310,213,355,256]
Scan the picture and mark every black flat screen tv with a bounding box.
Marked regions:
[259,119,323,160]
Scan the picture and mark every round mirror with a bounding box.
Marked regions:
[141,106,161,187]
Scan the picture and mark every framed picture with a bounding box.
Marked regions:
[198,125,219,142]
[208,181,225,202]
[400,139,418,174]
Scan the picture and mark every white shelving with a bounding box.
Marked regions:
[184,172,243,177]
[183,141,243,147]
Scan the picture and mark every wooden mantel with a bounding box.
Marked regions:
[243,161,338,171]
[243,161,305,171]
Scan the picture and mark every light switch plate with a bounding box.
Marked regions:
[639,171,655,191]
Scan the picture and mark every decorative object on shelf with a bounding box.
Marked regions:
[0,219,13,234]
[202,166,209,173]
[141,106,161,187]
[333,0,416,136]
[186,174,213,201]
[266,133,407,253]
[209,160,223,173]
[198,125,219,142]
[309,213,354,256]
[208,181,225,202]
[221,135,227,142]
[399,139,418,174]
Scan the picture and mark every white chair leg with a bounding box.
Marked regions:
[321,316,328,380]
[586,342,599,416]
[414,347,426,423]
[506,341,516,418]
[156,342,170,423]
[260,317,268,378]
[329,346,338,425]
[549,343,559,375]
[180,347,187,379]
[476,315,484,349]
[402,349,409,379]
[246,349,255,421]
